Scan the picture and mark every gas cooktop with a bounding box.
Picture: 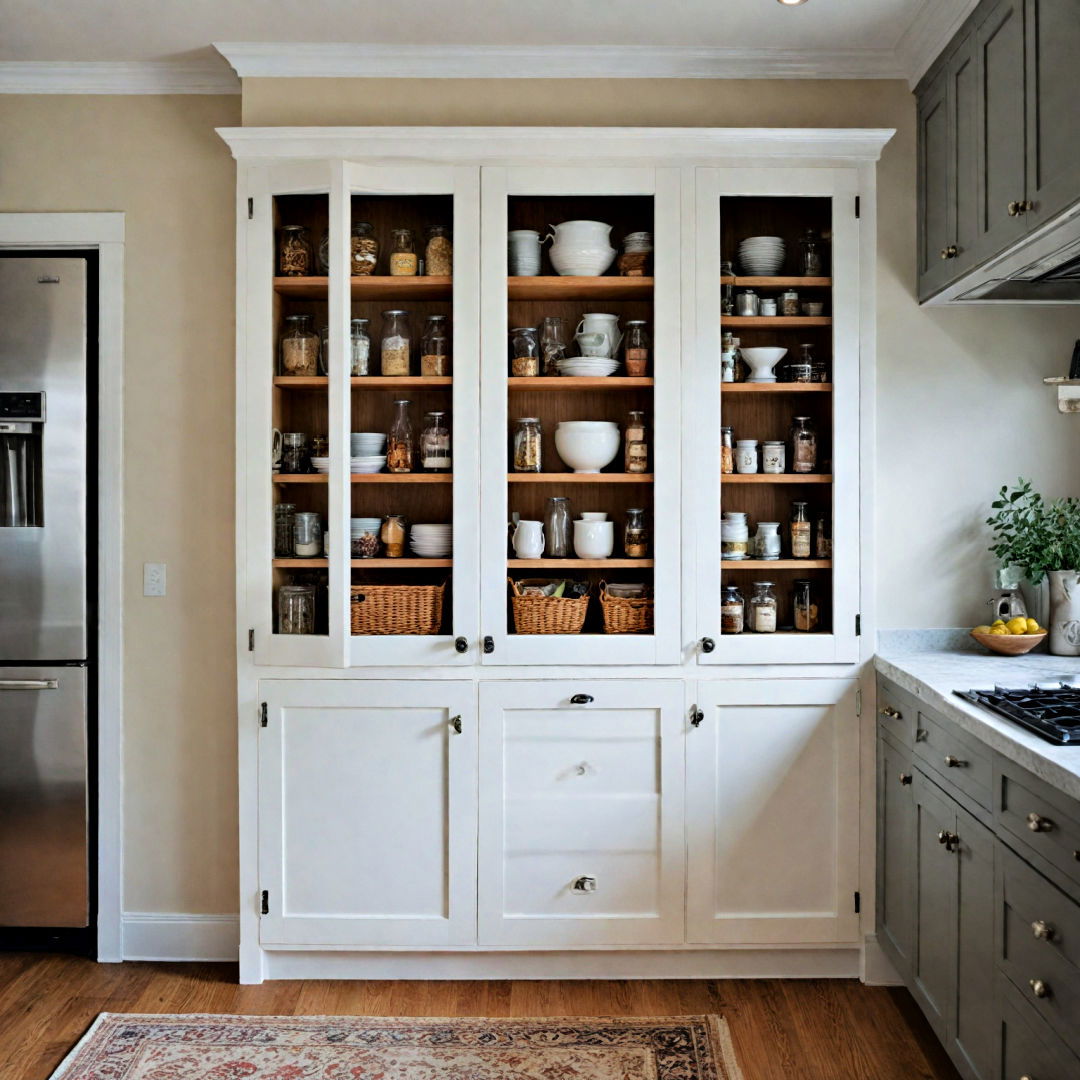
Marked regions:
[955,680,1080,745]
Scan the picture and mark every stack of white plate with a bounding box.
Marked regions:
[351,455,386,474]
[738,235,786,276]
[310,456,330,474]
[350,432,386,456]
[558,357,619,377]
[409,523,452,558]
[351,517,382,537]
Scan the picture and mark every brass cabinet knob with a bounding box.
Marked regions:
[1008,200,1021,216]
[700,637,716,653]
[938,830,959,851]
[899,773,913,785]
[1027,811,1055,833]
[944,755,967,768]
[940,245,959,259]
[1029,978,1049,999]
[1020,200,1034,213]
[1031,920,1055,942]
[880,706,902,719]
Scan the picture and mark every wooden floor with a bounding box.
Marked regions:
[0,954,960,1080]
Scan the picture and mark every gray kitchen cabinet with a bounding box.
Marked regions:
[917,70,956,300]
[876,732,916,979]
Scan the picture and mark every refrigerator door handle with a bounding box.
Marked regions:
[0,678,58,690]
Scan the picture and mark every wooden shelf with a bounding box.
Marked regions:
[274,473,327,484]
[351,376,452,389]
[722,382,832,393]
[274,376,327,389]
[722,316,831,328]
[723,559,833,570]
[273,558,328,568]
[273,276,453,300]
[507,276,653,300]
[509,558,654,569]
[721,276,832,287]
[351,474,453,483]
[508,376,654,390]
[508,473,653,483]
[723,474,833,484]
[351,558,452,568]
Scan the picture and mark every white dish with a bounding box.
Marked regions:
[555,421,621,474]
[351,462,385,474]
[739,346,788,382]
[573,518,615,559]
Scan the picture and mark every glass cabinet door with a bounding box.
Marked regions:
[479,167,681,665]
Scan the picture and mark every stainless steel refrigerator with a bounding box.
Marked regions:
[0,256,92,945]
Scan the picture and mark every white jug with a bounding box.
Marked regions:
[575,313,623,358]
[546,220,616,277]
[512,519,545,559]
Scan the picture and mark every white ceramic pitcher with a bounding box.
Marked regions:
[512,519,544,559]
[546,220,616,277]
[575,313,622,358]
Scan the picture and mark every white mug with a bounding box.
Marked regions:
[575,313,622,357]
[271,428,283,472]
[512,519,545,559]
[508,230,541,276]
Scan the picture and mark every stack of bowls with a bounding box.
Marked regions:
[351,455,386,474]
[309,456,330,474]
[558,357,619,377]
[409,523,452,558]
[351,432,386,456]
[351,517,382,538]
[738,236,786,276]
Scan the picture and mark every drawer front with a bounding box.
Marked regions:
[997,760,1080,892]
[914,711,992,811]
[877,675,920,748]
[999,974,1080,1080]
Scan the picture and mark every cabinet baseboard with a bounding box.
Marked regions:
[122,913,240,962]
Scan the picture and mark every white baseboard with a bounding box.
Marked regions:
[861,934,904,986]
[122,913,240,962]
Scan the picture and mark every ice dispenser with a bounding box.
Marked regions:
[0,392,44,528]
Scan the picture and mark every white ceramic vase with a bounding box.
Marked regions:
[512,520,544,559]
[1048,569,1080,656]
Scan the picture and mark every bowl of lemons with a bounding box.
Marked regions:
[970,617,1047,655]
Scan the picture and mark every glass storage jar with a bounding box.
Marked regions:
[540,316,567,376]
[762,441,786,474]
[281,432,309,474]
[424,225,453,277]
[625,410,648,473]
[512,417,542,473]
[280,313,320,376]
[351,221,378,276]
[721,583,745,634]
[274,503,296,557]
[800,228,823,276]
[721,261,735,314]
[380,310,411,376]
[749,582,778,633]
[794,578,819,632]
[420,411,451,472]
[293,511,322,558]
[317,229,330,275]
[735,439,759,474]
[318,325,330,375]
[721,511,749,560]
[624,507,649,558]
[779,290,800,316]
[350,318,371,376]
[720,426,735,474]
[389,228,418,276]
[420,314,451,376]
[754,521,781,560]
[381,514,407,558]
[277,583,316,635]
[815,509,832,559]
[790,500,811,558]
[788,343,816,383]
[278,225,312,276]
[624,320,650,377]
[387,399,414,473]
[791,415,818,474]
[544,496,571,558]
[510,326,540,377]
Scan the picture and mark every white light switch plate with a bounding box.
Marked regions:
[143,562,166,597]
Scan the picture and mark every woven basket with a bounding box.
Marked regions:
[509,577,590,635]
[350,581,445,635]
[600,582,654,634]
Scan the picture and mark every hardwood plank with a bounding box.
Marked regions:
[350,474,453,484]
[274,276,454,301]
[722,276,832,287]
[722,316,832,328]
[507,276,653,300]
[508,559,654,569]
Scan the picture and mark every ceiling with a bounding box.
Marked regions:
[0,0,980,91]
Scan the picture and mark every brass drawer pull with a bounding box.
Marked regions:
[944,755,967,768]
[1027,812,1055,833]
[1031,920,1055,942]
[1029,978,1049,999]
[937,830,959,852]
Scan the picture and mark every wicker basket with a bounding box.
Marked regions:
[509,577,590,635]
[350,581,446,635]
[599,581,654,634]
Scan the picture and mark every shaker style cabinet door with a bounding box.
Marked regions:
[477,680,685,945]
[917,70,959,300]
[686,680,860,944]
[257,679,477,947]
[876,733,917,980]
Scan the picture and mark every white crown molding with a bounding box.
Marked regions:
[215,42,908,81]
[894,0,983,88]
[0,60,239,95]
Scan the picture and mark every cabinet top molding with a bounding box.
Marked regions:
[217,126,895,165]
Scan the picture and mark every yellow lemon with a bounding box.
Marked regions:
[1025,619,1041,634]
[973,625,992,635]
[1006,617,1029,635]
[989,626,1009,635]
[992,619,1006,627]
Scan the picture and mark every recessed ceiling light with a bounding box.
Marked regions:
[777,0,809,5]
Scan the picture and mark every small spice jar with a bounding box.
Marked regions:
[420,314,451,377]
[794,578,819,632]
[274,503,296,557]
[754,521,782,560]
[624,507,649,558]
[388,228,418,276]
[281,432,309,474]
[814,510,832,559]
[277,583,316,635]
[387,399,414,473]
[735,439,759,474]
[293,511,322,558]
[510,326,540,377]
[721,511,749,561]
[749,581,778,633]
[720,426,735,474]
[420,411,451,472]
[625,410,648,474]
[762,440,786,474]
[791,415,818,474]
[351,222,379,275]
[617,231,652,277]
[512,417,542,472]
[350,318,371,376]
[544,496,572,557]
[779,290,800,316]
[624,320,650,377]
[760,298,778,317]
[278,225,312,276]
[380,310,411,376]
[380,515,407,558]
[424,225,453,277]
[790,500,812,559]
[721,583,745,634]
[280,314,320,376]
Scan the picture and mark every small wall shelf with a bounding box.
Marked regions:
[1044,377,1080,414]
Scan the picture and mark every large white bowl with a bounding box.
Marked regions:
[550,246,617,277]
[739,346,788,383]
[555,421,620,474]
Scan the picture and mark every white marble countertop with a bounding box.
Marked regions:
[874,632,1080,801]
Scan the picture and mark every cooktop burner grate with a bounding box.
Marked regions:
[955,683,1080,745]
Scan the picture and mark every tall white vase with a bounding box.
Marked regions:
[1048,569,1080,656]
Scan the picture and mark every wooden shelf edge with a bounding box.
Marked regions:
[274,275,453,299]
[507,275,653,299]
[273,558,328,568]
[508,559,654,569]
[722,559,833,570]
[721,316,832,327]
[721,276,832,287]
[351,474,453,483]
[351,376,452,388]
[274,376,327,388]
[722,382,833,393]
[273,473,328,483]
[507,473,654,483]
[351,558,452,568]
[722,474,833,484]
[508,376,654,389]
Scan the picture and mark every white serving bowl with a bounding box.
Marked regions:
[579,511,608,521]
[554,421,620,474]
[573,518,615,559]
[739,346,788,383]
[550,247,617,277]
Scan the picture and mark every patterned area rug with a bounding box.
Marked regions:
[51,1013,743,1079]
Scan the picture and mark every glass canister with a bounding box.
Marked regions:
[762,440,786,474]
[754,521,782,560]
[277,583,316,634]
[815,509,832,559]
[380,514,407,558]
[380,310,411,376]
[420,314,451,376]
[624,320,650,377]
[318,326,330,375]
[540,316,567,376]
[721,261,735,315]
[720,427,734,474]
[721,511,749,560]
[278,225,312,276]
[625,410,648,473]
[721,583,745,634]
[780,289,800,316]
[280,313,320,376]
[510,326,540,377]
[274,503,296,557]
[424,225,453,276]
[351,221,378,276]
[794,578,819,632]
[387,399,414,473]
[420,410,451,472]
[281,432,309,474]
[791,415,818,474]
[800,228,824,276]
[544,496,572,558]
[293,511,322,557]
[749,581,778,633]
[790,500,812,558]
[624,507,649,558]
[317,229,330,275]
[735,439,759,474]
[350,318,371,376]
[389,228,418,276]
[788,343,815,383]
[512,417,542,472]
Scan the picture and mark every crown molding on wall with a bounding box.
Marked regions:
[894,0,982,88]
[0,60,239,94]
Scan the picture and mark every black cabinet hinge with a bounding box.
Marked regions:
[248,197,254,220]
[248,628,255,652]
[854,891,861,914]
[855,196,861,219]
[260,889,269,915]
[260,702,268,728]
[855,614,862,637]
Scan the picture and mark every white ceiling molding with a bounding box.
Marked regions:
[215,42,909,81]
[894,0,982,87]
[0,60,239,94]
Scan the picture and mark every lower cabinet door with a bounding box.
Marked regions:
[477,680,685,946]
[686,680,860,944]
[877,733,916,979]
[258,679,477,947]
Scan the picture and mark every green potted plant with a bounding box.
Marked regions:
[986,479,1080,656]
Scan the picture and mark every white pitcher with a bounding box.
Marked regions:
[575,313,622,358]
[512,519,544,559]
[546,220,616,277]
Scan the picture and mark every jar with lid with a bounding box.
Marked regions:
[735,439,758,474]
[380,310,411,376]
[351,221,379,276]
[794,579,819,632]
[800,228,824,276]
[721,261,735,315]
[278,583,316,635]
[814,509,832,559]
[624,320,650,377]
[424,225,453,277]
[625,410,648,473]
[389,228,418,276]
[749,582,778,633]
[278,225,312,276]
[420,411,451,472]
[281,432,309,474]
[780,289,800,316]
[624,508,649,558]
[318,326,330,375]
[720,427,734,474]
[512,417,542,472]
[790,500,811,558]
[293,511,322,558]
[544,496,572,557]
[317,229,330,275]
[791,415,818,474]
[734,289,760,317]
[274,503,296,557]
[280,314,320,376]
[387,399,414,473]
[350,318,371,376]
[721,511,749,560]
[754,521,781,560]
[721,331,738,383]
[510,326,540,377]
[762,440,786,474]
[788,343,815,383]
[721,583,745,634]
[539,316,567,376]
[420,314,451,377]
[760,298,778,317]
[381,514,407,558]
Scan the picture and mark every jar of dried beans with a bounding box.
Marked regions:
[721,426,734,474]
[380,310,411,376]
[624,507,649,558]
[389,228,418,276]
[721,584,745,634]
[351,222,378,276]
[791,415,817,474]
[512,417,542,472]
[624,410,648,473]
[420,314,451,376]
[424,225,453,277]
[794,578,819,632]
[278,225,312,276]
[790,500,811,558]
[624,320,650,377]
[387,399,414,473]
[278,584,316,635]
[510,326,540,377]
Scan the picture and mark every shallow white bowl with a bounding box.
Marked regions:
[555,421,621,474]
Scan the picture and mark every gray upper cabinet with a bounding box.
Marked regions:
[918,70,955,300]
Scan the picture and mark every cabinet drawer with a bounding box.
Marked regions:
[999,973,1080,1080]
[877,676,920,747]
[914,711,992,811]
[997,760,1080,892]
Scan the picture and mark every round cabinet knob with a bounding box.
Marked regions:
[944,755,967,768]
[700,637,716,654]
[938,829,949,845]
[1031,920,1055,942]
[454,636,468,653]
[880,706,902,720]
[940,245,959,259]
[569,693,594,705]
[1027,812,1055,833]
[575,762,589,776]
[1008,201,1021,216]
[899,773,913,785]
[1029,978,1049,999]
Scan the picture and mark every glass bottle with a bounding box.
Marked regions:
[351,221,378,276]
[721,583,745,634]
[624,507,649,558]
[794,579,819,632]
[624,320,650,377]
[625,410,648,473]
[800,228,823,277]
[350,318,371,376]
[424,225,453,277]
[720,426,734,474]
[380,310,411,376]
[381,514,407,558]
[544,496,572,557]
[281,432,309,474]
[512,417,542,472]
[274,503,296,557]
[749,581,778,633]
[279,313,320,376]
[510,326,540,377]
[420,314,451,377]
[791,500,811,559]
[720,260,735,315]
[277,583,316,634]
[754,521,781,560]
[539,316,567,376]
[293,511,322,558]
[791,415,818,474]
[387,399,414,473]
[420,410,451,472]
[278,225,312,276]
[318,326,330,375]
[317,229,330,275]
[389,228,418,276]
[815,509,832,559]
[788,343,815,383]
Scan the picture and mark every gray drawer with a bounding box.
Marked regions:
[998,844,1080,1059]
[914,711,993,812]
[876,675,920,748]
[999,974,1079,1080]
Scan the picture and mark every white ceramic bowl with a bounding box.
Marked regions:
[554,421,620,474]
[739,347,788,383]
[579,512,608,521]
[573,519,615,559]
[550,246,617,277]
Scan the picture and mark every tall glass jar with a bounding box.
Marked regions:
[278,583,316,635]
[794,579,819,632]
[510,326,540,377]
[350,318,371,376]
[624,507,649,558]
[625,410,648,473]
[381,515,407,558]
[281,432,309,474]
[749,581,778,633]
[512,417,542,472]
[791,415,818,473]
[317,229,330,275]
[800,228,823,276]
[815,509,832,559]
[351,221,378,276]
[278,225,312,276]
[720,426,734,474]
[624,320,650,377]
[380,310,411,376]
[424,225,453,276]
[420,411,451,472]
[790,500,811,559]
[721,331,737,383]
[544,496,571,557]
[721,583,745,634]
[389,228,418,276]
[720,260,735,315]
[318,326,330,375]
[293,511,322,558]
[280,314,320,376]
[420,314,451,376]
[540,316,567,376]
[274,503,296,557]
[387,399,414,473]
